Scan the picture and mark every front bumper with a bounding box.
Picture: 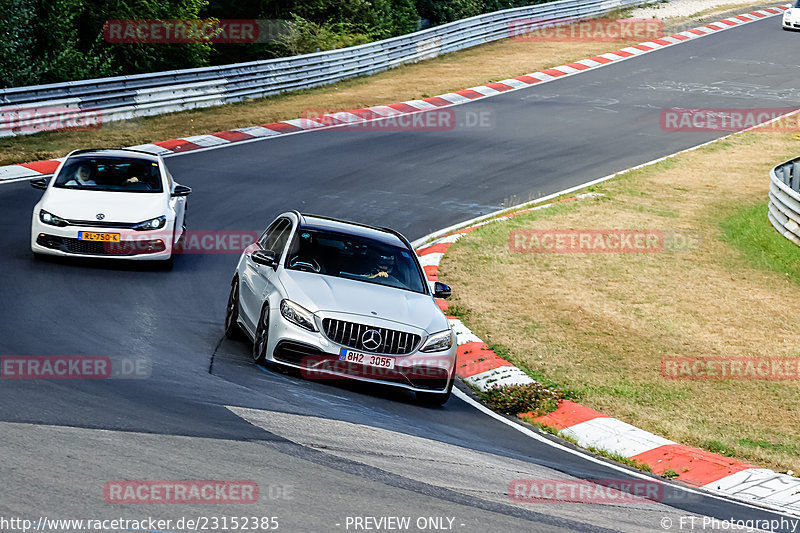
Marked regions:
[262,311,456,393]
[31,219,174,261]
[782,13,800,28]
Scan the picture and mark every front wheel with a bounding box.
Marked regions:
[416,378,454,406]
[224,278,243,339]
[252,304,270,365]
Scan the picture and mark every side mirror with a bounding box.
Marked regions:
[30,178,48,190]
[433,281,452,299]
[252,250,277,268]
[172,185,192,197]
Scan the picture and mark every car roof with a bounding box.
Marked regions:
[297,213,408,248]
[67,148,162,163]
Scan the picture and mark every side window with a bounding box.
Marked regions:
[259,218,292,254]
[258,219,283,249]
[271,219,294,259]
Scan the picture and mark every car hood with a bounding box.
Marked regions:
[279,270,448,334]
[786,7,800,18]
[41,188,167,223]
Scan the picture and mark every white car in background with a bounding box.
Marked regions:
[30,148,190,267]
[783,0,800,29]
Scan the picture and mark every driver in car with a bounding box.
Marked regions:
[367,254,396,279]
[64,164,96,187]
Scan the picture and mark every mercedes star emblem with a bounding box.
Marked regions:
[361,329,382,352]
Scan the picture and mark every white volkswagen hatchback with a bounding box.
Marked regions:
[783,0,800,29]
[224,211,457,405]
[30,149,190,266]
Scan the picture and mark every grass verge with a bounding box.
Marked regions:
[439,128,800,474]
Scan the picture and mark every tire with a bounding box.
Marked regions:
[252,304,270,366]
[224,278,243,339]
[416,377,454,406]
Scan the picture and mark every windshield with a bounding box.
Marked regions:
[285,229,427,294]
[795,0,800,8]
[54,157,164,193]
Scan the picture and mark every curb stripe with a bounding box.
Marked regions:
[153,139,203,153]
[212,130,255,142]
[20,160,60,173]
[632,445,757,486]
[523,400,608,430]
[263,122,303,133]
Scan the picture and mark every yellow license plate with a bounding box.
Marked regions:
[79,232,120,242]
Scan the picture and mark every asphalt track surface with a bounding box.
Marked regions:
[1,14,799,533]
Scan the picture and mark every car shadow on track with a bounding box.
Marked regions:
[210,335,431,407]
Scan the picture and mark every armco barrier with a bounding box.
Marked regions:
[0,0,648,137]
[768,156,800,246]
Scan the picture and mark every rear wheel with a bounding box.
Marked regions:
[252,304,270,365]
[224,278,243,339]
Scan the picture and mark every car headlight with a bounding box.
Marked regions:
[133,216,167,231]
[39,209,68,227]
[280,299,317,331]
[420,329,454,353]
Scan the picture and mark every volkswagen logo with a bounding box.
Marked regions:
[361,329,382,352]
[96,213,105,220]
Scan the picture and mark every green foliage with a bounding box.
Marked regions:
[0,0,562,87]
[371,0,420,38]
[479,381,570,416]
[278,13,370,56]
[0,0,210,88]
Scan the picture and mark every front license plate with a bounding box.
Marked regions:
[339,348,395,370]
[79,232,120,242]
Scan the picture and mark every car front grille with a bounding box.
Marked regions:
[66,219,138,229]
[322,318,420,355]
[36,235,165,256]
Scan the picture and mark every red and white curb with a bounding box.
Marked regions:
[0,5,788,184]
[414,197,800,517]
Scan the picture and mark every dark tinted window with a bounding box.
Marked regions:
[54,157,163,193]
[260,218,292,256]
[285,229,426,294]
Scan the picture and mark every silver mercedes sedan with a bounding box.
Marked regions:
[225,211,457,405]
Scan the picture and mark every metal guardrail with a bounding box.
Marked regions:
[768,156,800,246]
[0,0,648,137]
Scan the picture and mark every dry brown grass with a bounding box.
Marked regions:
[440,131,800,473]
